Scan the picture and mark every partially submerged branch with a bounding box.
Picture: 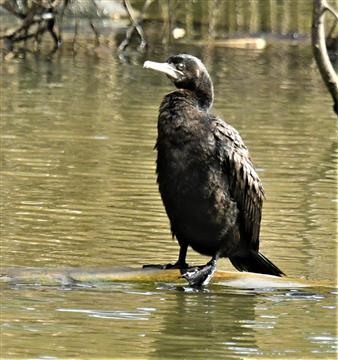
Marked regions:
[0,0,62,52]
[312,0,338,116]
[1,266,333,289]
[0,0,101,55]
[118,0,153,52]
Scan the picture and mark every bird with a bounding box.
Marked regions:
[143,54,284,287]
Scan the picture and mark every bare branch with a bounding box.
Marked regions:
[324,2,338,20]
[0,0,62,52]
[312,0,338,116]
[118,0,153,52]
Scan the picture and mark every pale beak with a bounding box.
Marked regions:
[143,60,183,80]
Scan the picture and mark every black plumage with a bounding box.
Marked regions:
[144,54,284,286]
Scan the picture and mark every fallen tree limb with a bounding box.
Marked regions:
[1,266,334,289]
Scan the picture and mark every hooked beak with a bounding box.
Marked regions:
[143,60,183,80]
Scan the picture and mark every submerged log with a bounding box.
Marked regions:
[0,266,334,289]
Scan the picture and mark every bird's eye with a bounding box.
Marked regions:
[176,63,185,71]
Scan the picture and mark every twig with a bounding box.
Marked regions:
[89,21,100,46]
[312,0,338,116]
[326,18,337,40]
[323,2,338,20]
[89,0,100,46]
[0,0,61,52]
[56,0,70,44]
[72,17,79,51]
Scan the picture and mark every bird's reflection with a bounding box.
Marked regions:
[149,286,258,359]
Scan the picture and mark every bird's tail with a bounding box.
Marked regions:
[229,251,285,277]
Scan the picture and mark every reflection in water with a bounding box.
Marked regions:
[150,288,257,359]
[1,44,337,358]
[2,283,336,358]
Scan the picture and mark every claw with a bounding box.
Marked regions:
[180,262,217,287]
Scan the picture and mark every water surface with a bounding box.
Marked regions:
[1,44,337,358]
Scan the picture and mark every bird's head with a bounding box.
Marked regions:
[143,54,214,109]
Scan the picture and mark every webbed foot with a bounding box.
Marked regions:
[180,261,217,287]
[143,264,167,270]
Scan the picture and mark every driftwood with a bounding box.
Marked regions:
[1,266,334,289]
[312,0,338,116]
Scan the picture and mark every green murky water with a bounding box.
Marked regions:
[1,44,337,358]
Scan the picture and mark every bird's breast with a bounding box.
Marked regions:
[156,129,221,200]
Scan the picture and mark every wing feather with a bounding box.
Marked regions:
[212,118,265,250]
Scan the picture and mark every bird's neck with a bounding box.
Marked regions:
[193,75,214,110]
[173,87,213,112]
[195,86,213,110]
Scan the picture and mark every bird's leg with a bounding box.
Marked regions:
[143,244,188,270]
[180,254,219,287]
[166,243,188,269]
